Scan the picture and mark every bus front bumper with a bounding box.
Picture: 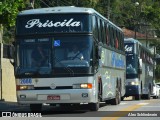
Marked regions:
[125,85,140,97]
[17,89,97,104]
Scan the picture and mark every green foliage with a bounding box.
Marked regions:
[1,0,160,46]
[0,0,25,27]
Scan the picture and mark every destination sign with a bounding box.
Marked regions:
[124,43,134,53]
[16,14,90,35]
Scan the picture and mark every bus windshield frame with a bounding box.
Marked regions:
[15,35,94,77]
[125,42,138,78]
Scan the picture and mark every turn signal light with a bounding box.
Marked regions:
[16,85,34,90]
[73,83,92,89]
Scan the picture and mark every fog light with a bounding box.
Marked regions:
[82,93,88,97]
[20,95,26,99]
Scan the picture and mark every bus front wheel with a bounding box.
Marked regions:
[89,102,99,111]
[134,94,141,100]
[110,89,120,105]
[30,104,42,112]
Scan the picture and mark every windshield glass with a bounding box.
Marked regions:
[126,54,138,74]
[52,35,93,75]
[16,38,51,75]
[15,35,93,76]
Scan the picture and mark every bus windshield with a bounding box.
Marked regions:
[52,35,93,75]
[16,38,52,75]
[15,35,93,76]
[126,54,138,75]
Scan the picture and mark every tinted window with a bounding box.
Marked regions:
[126,54,138,74]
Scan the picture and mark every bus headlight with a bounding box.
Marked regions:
[131,81,139,85]
[17,85,34,90]
[73,83,92,89]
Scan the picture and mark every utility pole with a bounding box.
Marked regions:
[107,0,110,20]
[30,0,35,9]
[153,46,156,81]
[56,0,59,6]
[77,0,78,6]
[0,24,2,101]
[134,2,139,39]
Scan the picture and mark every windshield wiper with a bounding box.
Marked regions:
[54,56,74,76]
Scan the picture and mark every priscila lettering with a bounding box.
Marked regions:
[125,45,133,52]
[25,18,81,28]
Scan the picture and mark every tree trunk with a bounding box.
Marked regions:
[0,24,2,100]
[0,24,3,43]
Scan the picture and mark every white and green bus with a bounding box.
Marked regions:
[13,6,126,111]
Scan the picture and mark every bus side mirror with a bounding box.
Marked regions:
[10,59,15,66]
[9,44,15,66]
[138,58,142,74]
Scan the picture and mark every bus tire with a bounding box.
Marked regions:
[145,93,150,100]
[60,103,73,111]
[121,97,124,101]
[89,102,99,111]
[118,92,121,104]
[153,96,157,99]
[135,94,141,100]
[30,104,42,112]
[110,89,120,105]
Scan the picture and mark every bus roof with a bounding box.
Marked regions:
[18,6,122,31]
[18,6,94,15]
[124,38,142,45]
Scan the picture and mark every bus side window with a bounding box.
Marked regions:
[101,21,106,44]
[120,33,124,51]
[117,32,121,50]
[97,18,102,42]
[111,27,115,48]
[115,30,119,49]
[105,23,109,46]
[92,15,98,40]
[108,25,111,47]
[117,31,121,50]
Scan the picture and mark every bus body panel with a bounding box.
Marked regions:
[97,47,126,100]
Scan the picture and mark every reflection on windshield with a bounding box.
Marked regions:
[16,38,51,75]
[126,54,137,74]
[15,36,93,76]
[53,36,92,68]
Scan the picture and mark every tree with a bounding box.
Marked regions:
[0,0,25,44]
[141,1,160,37]
[0,0,25,27]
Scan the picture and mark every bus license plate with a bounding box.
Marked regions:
[47,95,60,100]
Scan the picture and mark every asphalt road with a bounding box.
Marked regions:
[1,96,160,120]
